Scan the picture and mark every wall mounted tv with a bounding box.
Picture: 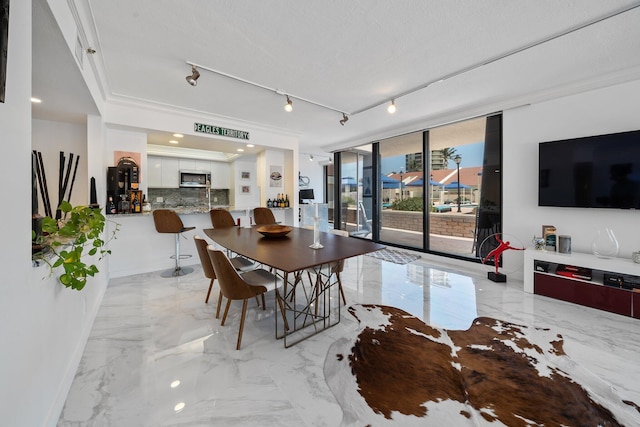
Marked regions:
[539,129,640,209]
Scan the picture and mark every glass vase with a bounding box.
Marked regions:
[591,227,619,258]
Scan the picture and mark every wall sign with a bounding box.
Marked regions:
[194,122,250,140]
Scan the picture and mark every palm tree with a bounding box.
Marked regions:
[441,147,458,169]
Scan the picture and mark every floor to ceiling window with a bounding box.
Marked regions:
[338,147,373,238]
[379,131,425,248]
[334,114,502,263]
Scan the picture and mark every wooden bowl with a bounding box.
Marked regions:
[256,224,292,238]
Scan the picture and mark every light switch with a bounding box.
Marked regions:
[214,197,218,202]
[156,197,163,203]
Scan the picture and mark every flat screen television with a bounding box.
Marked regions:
[299,188,315,203]
[539,129,640,209]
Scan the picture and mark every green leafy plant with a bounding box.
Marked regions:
[391,197,424,212]
[33,201,119,290]
[342,196,356,206]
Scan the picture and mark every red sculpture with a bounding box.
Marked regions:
[483,235,525,276]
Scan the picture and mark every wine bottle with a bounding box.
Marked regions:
[107,196,117,214]
[133,194,141,213]
[267,198,272,208]
[285,194,290,208]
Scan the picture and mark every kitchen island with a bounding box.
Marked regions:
[105,207,294,278]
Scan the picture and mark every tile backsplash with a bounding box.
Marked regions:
[148,188,229,208]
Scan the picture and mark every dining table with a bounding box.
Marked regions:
[204,225,385,347]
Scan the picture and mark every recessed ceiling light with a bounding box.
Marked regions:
[31,97,42,103]
[173,133,183,138]
[170,380,180,388]
[237,148,244,152]
[246,144,255,148]
[174,402,186,413]
[169,140,179,144]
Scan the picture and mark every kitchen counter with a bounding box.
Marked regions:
[105,206,295,278]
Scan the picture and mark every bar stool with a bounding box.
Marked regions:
[153,209,196,277]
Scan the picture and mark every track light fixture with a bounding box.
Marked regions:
[309,154,314,161]
[185,66,200,86]
[284,95,293,112]
[339,113,349,126]
[387,100,397,114]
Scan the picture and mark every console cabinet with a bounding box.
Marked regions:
[524,248,640,319]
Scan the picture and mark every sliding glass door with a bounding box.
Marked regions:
[378,131,425,249]
[333,114,502,263]
[338,147,373,238]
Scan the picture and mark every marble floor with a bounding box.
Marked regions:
[58,252,640,426]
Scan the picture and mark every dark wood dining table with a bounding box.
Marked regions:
[204,225,384,346]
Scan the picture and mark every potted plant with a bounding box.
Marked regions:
[33,201,119,290]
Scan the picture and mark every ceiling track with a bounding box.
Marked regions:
[187,2,640,119]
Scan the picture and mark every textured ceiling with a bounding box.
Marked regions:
[33,0,640,154]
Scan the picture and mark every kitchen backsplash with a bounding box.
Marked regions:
[148,188,229,208]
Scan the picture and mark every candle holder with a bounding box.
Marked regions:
[309,203,323,249]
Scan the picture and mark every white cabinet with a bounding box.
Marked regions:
[195,160,211,172]
[161,158,180,188]
[146,156,228,188]
[179,158,196,171]
[147,156,162,188]
[211,161,230,188]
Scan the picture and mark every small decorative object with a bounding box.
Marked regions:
[480,233,525,282]
[558,235,572,254]
[310,203,323,249]
[542,225,557,251]
[256,224,292,238]
[591,227,619,258]
[241,171,250,180]
[532,236,546,251]
[632,251,640,264]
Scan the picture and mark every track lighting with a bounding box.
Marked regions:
[387,100,397,114]
[284,95,293,112]
[309,154,314,161]
[185,66,200,86]
[339,113,349,126]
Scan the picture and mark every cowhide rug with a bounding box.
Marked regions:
[324,304,640,426]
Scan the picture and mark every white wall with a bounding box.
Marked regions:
[298,154,326,203]
[502,79,640,279]
[32,119,88,210]
[0,3,109,426]
[231,155,260,209]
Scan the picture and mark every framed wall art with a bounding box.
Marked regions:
[270,165,283,187]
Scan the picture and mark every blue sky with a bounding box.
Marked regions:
[380,142,485,175]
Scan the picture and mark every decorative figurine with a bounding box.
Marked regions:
[482,235,525,282]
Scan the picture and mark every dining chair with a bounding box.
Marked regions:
[152,209,196,277]
[209,208,236,228]
[193,235,224,319]
[351,202,372,238]
[305,229,349,304]
[253,207,277,225]
[207,247,288,350]
[208,208,255,271]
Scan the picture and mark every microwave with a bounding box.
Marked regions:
[179,170,211,188]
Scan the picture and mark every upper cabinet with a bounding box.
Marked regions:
[160,158,180,188]
[147,156,162,187]
[147,155,230,189]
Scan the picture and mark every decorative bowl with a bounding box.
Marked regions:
[256,225,292,238]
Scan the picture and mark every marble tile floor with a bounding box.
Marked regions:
[58,253,640,426]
